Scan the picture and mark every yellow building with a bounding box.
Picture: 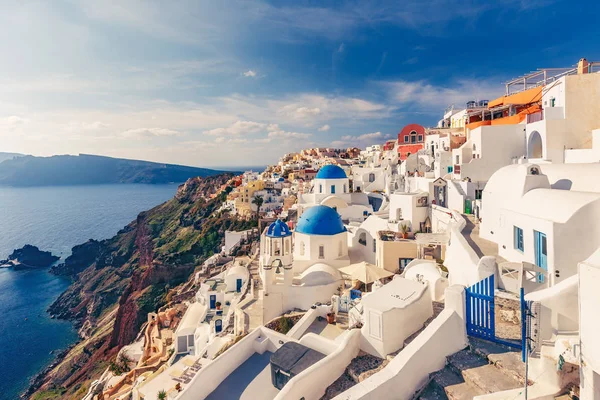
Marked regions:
[235,180,265,217]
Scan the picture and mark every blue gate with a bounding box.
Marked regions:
[466,275,525,357]
[466,274,495,340]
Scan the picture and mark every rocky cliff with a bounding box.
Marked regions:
[0,245,59,268]
[26,173,256,400]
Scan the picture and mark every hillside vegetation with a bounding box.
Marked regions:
[27,173,256,399]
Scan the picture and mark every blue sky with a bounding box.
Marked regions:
[0,0,599,167]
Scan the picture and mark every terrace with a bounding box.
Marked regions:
[204,352,279,400]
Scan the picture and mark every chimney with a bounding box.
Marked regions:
[577,58,590,74]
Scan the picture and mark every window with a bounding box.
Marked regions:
[411,135,416,143]
[331,185,335,194]
[319,245,325,259]
[418,135,423,142]
[373,239,377,252]
[343,184,347,193]
[359,232,367,246]
[319,184,323,193]
[455,155,460,164]
[299,241,305,256]
[404,135,409,143]
[514,226,524,252]
[475,189,483,200]
[368,173,375,183]
[399,258,413,272]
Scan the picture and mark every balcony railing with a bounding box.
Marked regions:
[526,110,544,124]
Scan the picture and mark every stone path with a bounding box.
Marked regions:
[460,214,507,264]
[241,256,264,330]
[415,338,527,400]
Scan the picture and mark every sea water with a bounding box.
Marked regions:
[0,184,178,399]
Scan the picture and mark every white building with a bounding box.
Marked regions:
[359,277,433,358]
[259,211,348,321]
[481,163,600,287]
[298,164,373,223]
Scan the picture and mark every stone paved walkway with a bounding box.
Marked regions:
[460,214,507,264]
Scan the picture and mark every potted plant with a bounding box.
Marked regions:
[157,389,167,400]
[175,383,182,392]
[400,223,410,239]
[326,307,336,324]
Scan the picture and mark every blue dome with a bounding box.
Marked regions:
[266,219,292,238]
[296,205,346,236]
[278,177,285,182]
[315,165,347,179]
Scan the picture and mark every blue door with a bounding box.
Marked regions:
[209,294,216,309]
[215,319,222,333]
[236,278,243,293]
[534,231,548,283]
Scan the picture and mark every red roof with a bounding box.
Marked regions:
[398,123,426,139]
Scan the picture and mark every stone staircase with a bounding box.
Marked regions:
[321,351,389,400]
[415,338,528,400]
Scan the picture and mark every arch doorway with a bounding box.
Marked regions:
[528,131,543,159]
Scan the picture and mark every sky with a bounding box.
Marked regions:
[0,0,599,168]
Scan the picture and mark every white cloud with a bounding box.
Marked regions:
[0,115,28,125]
[333,131,392,148]
[386,79,501,109]
[268,129,312,139]
[243,70,257,77]
[279,105,321,120]
[203,120,267,136]
[215,136,248,144]
[318,124,330,132]
[122,127,181,138]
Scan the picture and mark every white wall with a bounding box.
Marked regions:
[177,327,291,400]
[333,286,468,400]
[293,231,349,273]
[275,329,362,400]
[457,125,526,182]
[580,252,600,400]
[360,286,433,358]
[443,214,495,287]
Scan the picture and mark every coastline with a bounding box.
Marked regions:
[0,183,181,399]
[20,342,78,400]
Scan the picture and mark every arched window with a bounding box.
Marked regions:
[368,173,375,183]
[274,240,280,256]
[319,245,325,259]
[528,131,543,159]
[299,241,305,256]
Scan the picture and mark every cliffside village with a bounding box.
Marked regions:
[87,58,600,400]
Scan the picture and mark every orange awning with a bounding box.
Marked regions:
[490,114,526,125]
[488,86,543,108]
[465,120,491,130]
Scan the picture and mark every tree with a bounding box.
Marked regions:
[252,195,264,219]
[157,389,167,400]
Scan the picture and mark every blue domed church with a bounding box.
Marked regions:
[297,164,374,223]
[259,204,351,321]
